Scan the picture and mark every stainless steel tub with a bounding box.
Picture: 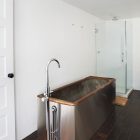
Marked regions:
[37,76,116,140]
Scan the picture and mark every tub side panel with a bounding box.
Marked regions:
[37,98,47,140]
[75,82,115,140]
[60,104,75,140]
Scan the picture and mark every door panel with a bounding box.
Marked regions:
[0,27,6,49]
[0,87,7,109]
[0,115,7,139]
[0,0,15,140]
[0,57,6,77]
[0,0,6,18]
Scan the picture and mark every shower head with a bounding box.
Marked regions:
[112,16,119,21]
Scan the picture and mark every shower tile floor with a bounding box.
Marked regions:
[24,90,140,140]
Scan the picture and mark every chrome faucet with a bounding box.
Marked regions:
[45,58,60,97]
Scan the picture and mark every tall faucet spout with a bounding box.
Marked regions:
[45,58,60,97]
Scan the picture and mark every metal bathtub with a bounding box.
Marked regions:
[37,76,116,140]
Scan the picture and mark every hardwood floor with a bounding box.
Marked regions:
[23,90,140,140]
[92,90,140,140]
[107,90,140,140]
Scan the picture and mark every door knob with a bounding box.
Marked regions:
[8,73,14,78]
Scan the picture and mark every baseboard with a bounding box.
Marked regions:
[117,88,133,98]
[126,89,133,98]
[22,131,37,140]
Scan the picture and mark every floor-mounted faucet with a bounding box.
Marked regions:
[45,58,61,97]
[45,58,61,140]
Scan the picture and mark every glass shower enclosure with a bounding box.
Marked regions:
[95,20,133,96]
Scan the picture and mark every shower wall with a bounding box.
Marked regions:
[126,21,133,91]
[132,18,140,90]
[96,20,133,95]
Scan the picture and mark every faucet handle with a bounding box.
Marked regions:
[38,93,48,102]
[51,90,54,93]
[49,90,54,97]
[41,96,47,102]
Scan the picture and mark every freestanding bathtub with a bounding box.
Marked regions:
[37,76,116,140]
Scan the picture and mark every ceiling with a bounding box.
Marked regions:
[62,0,140,20]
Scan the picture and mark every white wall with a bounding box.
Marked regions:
[14,0,101,139]
[132,18,140,90]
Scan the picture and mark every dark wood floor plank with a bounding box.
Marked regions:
[107,90,140,140]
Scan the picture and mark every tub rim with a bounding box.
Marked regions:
[37,76,115,106]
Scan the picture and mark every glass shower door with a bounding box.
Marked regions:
[96,20,126,94]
